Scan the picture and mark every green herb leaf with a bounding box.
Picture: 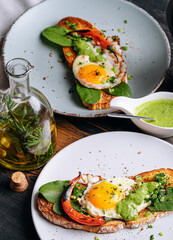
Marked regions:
[39,180,69,203]
[148,187,173,211]
[104,81,131,97]
[76,82,101,104]
[41,26,73,47]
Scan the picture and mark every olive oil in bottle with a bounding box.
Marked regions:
[0,58,57,170]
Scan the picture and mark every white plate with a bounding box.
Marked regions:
[2,0,170,117]
[31,131,173,240]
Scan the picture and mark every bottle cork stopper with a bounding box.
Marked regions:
[10,171,28,192]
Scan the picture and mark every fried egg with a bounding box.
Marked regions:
[72,39,127,90]
[78,175,136,219]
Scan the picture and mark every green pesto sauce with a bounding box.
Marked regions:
[116,182,158,221]
[134,99,173,127]
[73,39,106,62]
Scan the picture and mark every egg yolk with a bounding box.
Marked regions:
[78,65,107,85]
[88,182,121,209]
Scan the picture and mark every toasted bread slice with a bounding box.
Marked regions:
[57,17,127,110]
[37,168,173,233]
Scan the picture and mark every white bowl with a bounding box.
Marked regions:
[110,92,173,138]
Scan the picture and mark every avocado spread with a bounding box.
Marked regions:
[73,39,106,62]
[116,182,158,221]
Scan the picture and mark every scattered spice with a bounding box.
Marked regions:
[43,77,46,80]
[49,53,52,57]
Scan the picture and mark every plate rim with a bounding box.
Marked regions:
[2,0,171,118]
[31,131,173,239]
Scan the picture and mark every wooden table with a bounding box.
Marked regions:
[0,0,173,239]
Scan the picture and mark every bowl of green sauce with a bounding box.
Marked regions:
[110,92,173,138]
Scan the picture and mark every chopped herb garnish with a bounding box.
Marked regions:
[122,46,128,51]
[148,224,153,228]
[159,232,164,236]
[124,19,128,23]
[136,175,142,181]
[71,195,76,200]
[145,211,150,217]
[102,209,105,214]
[127,74,133,80]
[65,20,78,30]
[111,67,118,73]
[94,187,98,189]
[66,52,72,57]
[99,64,105,69]
[95,236,99,240]
[101,30,106,32]
[107,76,116,83]
[110,191,115,195]
[150,235,154,240]
[95,71,100,76]
[96,48,104,55]
[112,36,118,41]
[92,25,95,29]
[102,80,106,84]
[78,62,82,65]
[118,28,123,33]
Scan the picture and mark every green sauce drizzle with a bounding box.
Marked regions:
[116,182,158,221]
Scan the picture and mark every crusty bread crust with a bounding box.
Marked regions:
[37,168,173,233]
[57,17,127,110]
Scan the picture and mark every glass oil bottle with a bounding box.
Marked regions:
[0,58,57,170]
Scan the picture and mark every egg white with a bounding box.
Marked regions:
[72,40,126,90]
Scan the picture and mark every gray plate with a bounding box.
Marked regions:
[2,0,171,117]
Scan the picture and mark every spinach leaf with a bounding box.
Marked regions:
[53,198,64,215]
[104,81,131,97]
[42,26,73,46]
[148,187,173,211]
[39,180,69,203]
[71,199,89,215]
[39,180,87,216]
[76,82,101,104]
